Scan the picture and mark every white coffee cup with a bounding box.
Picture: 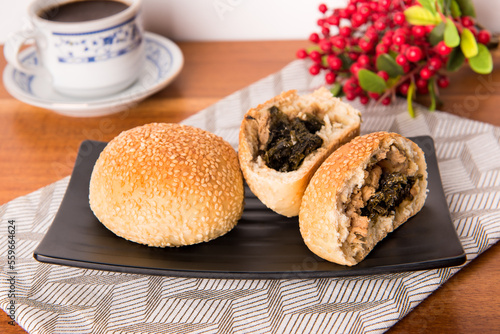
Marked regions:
[4,0,145,98]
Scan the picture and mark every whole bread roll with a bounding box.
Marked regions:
[299,132,428,266]
[238,87,361,217]
[89,123,244,247]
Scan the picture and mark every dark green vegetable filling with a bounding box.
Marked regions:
[260,106,324,172]
[361,172,421,221]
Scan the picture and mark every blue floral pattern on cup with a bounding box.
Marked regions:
[53,17,142,64]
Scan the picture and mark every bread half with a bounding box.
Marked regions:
[299,132,428,266]
[238,87,362,217]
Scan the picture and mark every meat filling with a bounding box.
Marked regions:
[257,106,325,172]
[344,145,422,250]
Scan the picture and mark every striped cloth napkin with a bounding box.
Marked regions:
[1,60,499,333]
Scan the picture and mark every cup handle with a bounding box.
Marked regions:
[4,30,44,75]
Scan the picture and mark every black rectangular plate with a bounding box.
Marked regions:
[34,136,466,279]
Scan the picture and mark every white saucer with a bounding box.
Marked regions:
[3,32,184,117]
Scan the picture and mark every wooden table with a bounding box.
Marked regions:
[1,40,499,334]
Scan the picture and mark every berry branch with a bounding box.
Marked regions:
[297,0,495,116]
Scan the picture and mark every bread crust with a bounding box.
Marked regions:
[238,87,362,217]
[89,123,244,247]
[299,132,428,266]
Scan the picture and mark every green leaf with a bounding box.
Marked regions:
[376,54,404,78]
[454,0,476,17]
[386,76,401,89]
[450,0,462,18]
[436,0,445,12]
[338,53,353,71]
[330,82,342,97]
[428,78,437,111]
[446,47,465,71]
[418,0,437,15]
[407,81,416,118]
[460,28,478,58]
[429,22,446,46]
[469,44,493,74]
[358,69,387,94]
[321,55,329,68]
[440,0,453,16]
[404,6,442,26]
[306,45,321,53]
[444,18,460,48]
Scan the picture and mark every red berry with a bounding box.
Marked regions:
[351,13,367,27]
[318,3,327,14]
[379,0,391,10]
[381,96,391,105]
[358,54,371,67]
[327,15,340,26]
[345,91,357,101]
[377,71,390,81]
[348,52,359,61]
[396,54,408,66]
[392,34,406,46]
[350,63,363,77]
[411,26,426,38]
[374,18,387,31]
[381,36,392,46]
[359,38,373,52]
[344,77,359,91]
[333,37,347,49]
[359,94,370,105]
[420,67,433,80]
[395,27,409,36]
[384,30,394,39]
[393,11,405,25]
[296,49,307,59]
[425,25,435,33]
[461,16,474,28]
[339,26,352,37]
[338,8,349,19]
[327,55,342,70]
[309,33,320,43]
[405,46,423,62]
[309,64,321,75]
[437,75,450,88]
[478,30,491,45]
[428,57,443,71]
[358,4,371,18]
[376,43,389,54]
[398,82,410,95]
[416,78,428,91]
[309,50,322,63]
[368,92,380,100]
[346,3,357,15]
[436,41,452,56]
[325,71,336,84]
[320,40,332,52]
[321,27,330,36]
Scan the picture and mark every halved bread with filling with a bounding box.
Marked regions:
[299,132,428,266]
[238,87,361,217]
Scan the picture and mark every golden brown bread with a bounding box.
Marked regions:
[238,87,362,217]
[299,132,428,266]
[89,123,244,247]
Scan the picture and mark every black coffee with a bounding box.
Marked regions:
[39,0,129,23]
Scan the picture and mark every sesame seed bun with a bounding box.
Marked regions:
[238,87,361,217]
[299,132,428,266]
[89,123,244,247]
